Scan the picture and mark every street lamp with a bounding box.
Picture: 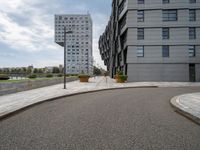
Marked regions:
[64,26,73,89]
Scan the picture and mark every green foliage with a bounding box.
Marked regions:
[53,67,60,73]
[57,74,63,77]
[46,74,53,78]
[116,70,123,75]
[0,74,10,80]
[78,74,90,78]
[33,68,38,73]
[93,66,102,75]
[28,74,37,79]
[65,74,78,77]
[119,75,128,81]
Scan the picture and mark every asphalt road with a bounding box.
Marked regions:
[0,87,200,150]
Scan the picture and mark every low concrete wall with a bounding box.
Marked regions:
[0,77,77,96]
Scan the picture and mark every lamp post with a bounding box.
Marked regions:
[64,26,73,89]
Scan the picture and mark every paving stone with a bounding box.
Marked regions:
[0,76,200,118]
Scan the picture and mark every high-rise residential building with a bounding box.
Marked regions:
[55,14,93,75]
[99,0,200,82]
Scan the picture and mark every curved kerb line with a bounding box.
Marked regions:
[0,86,158,121]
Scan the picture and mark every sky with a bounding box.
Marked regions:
[0,0,112,69]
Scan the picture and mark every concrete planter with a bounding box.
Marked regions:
[79,76,89,82]
[116,78,125,83]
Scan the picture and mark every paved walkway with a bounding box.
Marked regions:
[0,76,200,119]
[171,93,200,124]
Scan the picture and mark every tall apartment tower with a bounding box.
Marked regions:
[55,14,93,75]
[99,0,200,82]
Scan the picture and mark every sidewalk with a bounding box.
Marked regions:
[171,93,200,125]
[0,76,200,119]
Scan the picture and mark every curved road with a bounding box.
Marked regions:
[0,87,200,150]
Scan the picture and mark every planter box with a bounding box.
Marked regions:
[115,75,128,83]
[79,77,89,82]
[116,78,125,83]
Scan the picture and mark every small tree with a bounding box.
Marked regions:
[22,67,27,74]
[33,68,38,73]
[38,68,43,73]
[27,68,32,74]
[52,67,60,73]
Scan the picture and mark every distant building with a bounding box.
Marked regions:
[99,0,200,82]
[55,14,93,75]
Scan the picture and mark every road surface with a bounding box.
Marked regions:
[0,87,200,150]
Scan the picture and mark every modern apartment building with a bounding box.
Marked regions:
[99,0,200,82]
[55,14,93,75]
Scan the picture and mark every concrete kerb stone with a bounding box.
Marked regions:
[0,86,158,121]
[170,95,200,125]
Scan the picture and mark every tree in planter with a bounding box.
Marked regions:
[115,69,128,83]
[115,69,123,80]
[33,68,38,74]
[118,75,128,83]
[78,71,90,82]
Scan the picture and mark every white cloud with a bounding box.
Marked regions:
[0,0,57,52]
[0,0,110,69]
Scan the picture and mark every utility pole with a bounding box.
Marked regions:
[63,26,73,89]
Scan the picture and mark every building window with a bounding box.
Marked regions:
[138,0,144,4]
[189,0,196,3]
[162,46,169,57]
[162,28,170,39]
[137,46,144,57]
[189,46,195,57]
[137,28,144,40]
[189,9,196,21]
[137,10,144,22]
[163,10,177,21]
[163,0,170,4]
[189,27,196,39]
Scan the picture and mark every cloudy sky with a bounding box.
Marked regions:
[0,0,112,69]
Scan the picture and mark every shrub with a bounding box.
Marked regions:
[46,74,53,78]
[78,74,90,78]
[0,74,10,80]
[57,74,63,77]
[119,75,128,81]
[116,70,123,75]
[28,74,37,79]
[70,74,78,77]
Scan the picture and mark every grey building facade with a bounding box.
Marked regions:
[55,14,93,75]
[99,0,200,82]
